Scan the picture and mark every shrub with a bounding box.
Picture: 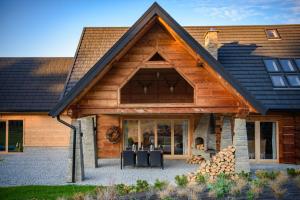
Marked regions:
[195,173,206,185]
[153,179,168,190]
[238,171,252,181]
[115,184,130,195]
[135,179,150,192]
[247,179,266,200]
[269,172,288,199]
[207,173,233,199]
[230,177,248,196]
[96,186,118,200]
[158,185,176,200]
[287,168,300,177]
[255,170,279,180]
[175,175,188,188]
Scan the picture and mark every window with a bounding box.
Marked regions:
[264,59,280,72]
[246,121,277,161]
[270,75,286,87]
[0,120,23,153]
[149,52,165,61]
[295,59,300,70]
[279,59,296,72]
[287,75,300,87]
[264,58,300,88]
[265,29,280,39]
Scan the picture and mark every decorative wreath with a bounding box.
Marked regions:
[106,126,121,144]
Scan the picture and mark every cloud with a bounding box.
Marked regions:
[183,0,300,24]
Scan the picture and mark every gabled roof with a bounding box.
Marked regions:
[49,3,270,116]
[0,57,73,113]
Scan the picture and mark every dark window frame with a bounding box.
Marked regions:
[0,119,24,153]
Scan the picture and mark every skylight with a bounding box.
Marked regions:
[264,58,300,88]
[265,29,280,39]
[264,60,280,72]
[270,75,286,87]
[287,75,300,87]
[279,59,296,72]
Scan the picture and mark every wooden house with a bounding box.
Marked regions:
[1,4,300,176]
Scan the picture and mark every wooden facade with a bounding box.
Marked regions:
[76,23,248,116]
[0,114,70,148]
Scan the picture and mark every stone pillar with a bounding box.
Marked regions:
[81,116,98,168]
[194,114,210,150]
[220,117,232,150]
[66,120,84,182]
[233,118,250,173]
[204,28,219,59]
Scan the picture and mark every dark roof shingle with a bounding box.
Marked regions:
[0,57,73,112]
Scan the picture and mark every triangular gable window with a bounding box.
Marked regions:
[148,52,165,61]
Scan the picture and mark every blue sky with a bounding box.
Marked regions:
[0,0,299,57]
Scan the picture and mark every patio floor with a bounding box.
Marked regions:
[0,147,300,186]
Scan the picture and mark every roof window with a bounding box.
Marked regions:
[264,59,280,72]
[287,75,300,87]
[295,59,300,70]
[270,75,286,87]
[265,29,280,39]
[279,59,296,72]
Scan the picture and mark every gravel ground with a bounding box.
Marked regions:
[1,148,300,186]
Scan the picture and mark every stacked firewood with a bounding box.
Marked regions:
[186,155,205,164]
[187,146,235,182]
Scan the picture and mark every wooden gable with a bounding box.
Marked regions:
[76,21,250,116]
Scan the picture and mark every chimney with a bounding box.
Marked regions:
[204,28,219,59]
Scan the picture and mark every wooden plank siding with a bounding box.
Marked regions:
[0,114,70,147]
[76,23,245,115]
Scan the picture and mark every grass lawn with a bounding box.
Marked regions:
[0,185,98,200]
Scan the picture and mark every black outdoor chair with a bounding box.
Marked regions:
[136,150,149,167]
[149,150,164,169]
[121,150,136,169]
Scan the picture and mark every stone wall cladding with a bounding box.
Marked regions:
[233,118,250,173]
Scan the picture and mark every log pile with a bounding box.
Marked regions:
[187,146,235,182]
[186,155,205,164]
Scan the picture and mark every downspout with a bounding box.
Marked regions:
[56,115,76,183]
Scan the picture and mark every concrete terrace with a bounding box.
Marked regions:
[0,148,299,186]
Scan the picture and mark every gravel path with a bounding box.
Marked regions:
[1,148,300,186]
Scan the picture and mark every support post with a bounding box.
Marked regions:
[66,119,84,182]
[220,116,233,150]
[233,118,250,173]
[81,116,98,168]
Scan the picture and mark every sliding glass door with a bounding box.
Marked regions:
[123,119,189,157]
[246,121,277,162]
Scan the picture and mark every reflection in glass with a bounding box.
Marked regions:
[8,120,23,152]
[0,121,6,151]
[174,120,188,155]
[157,120,171,154]
[246,122,255,159]
[260,122,277,159]
[140,120,155,149]
[123,120,138,149]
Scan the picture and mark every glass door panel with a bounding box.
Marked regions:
[246,122,255,159]
[140,120,155,149]
[157,120,171,154]
[123,120,139,149]
[260,122,277,159]
[0,121,6,152]
[8,120,23,152]
[174,120,188,155]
